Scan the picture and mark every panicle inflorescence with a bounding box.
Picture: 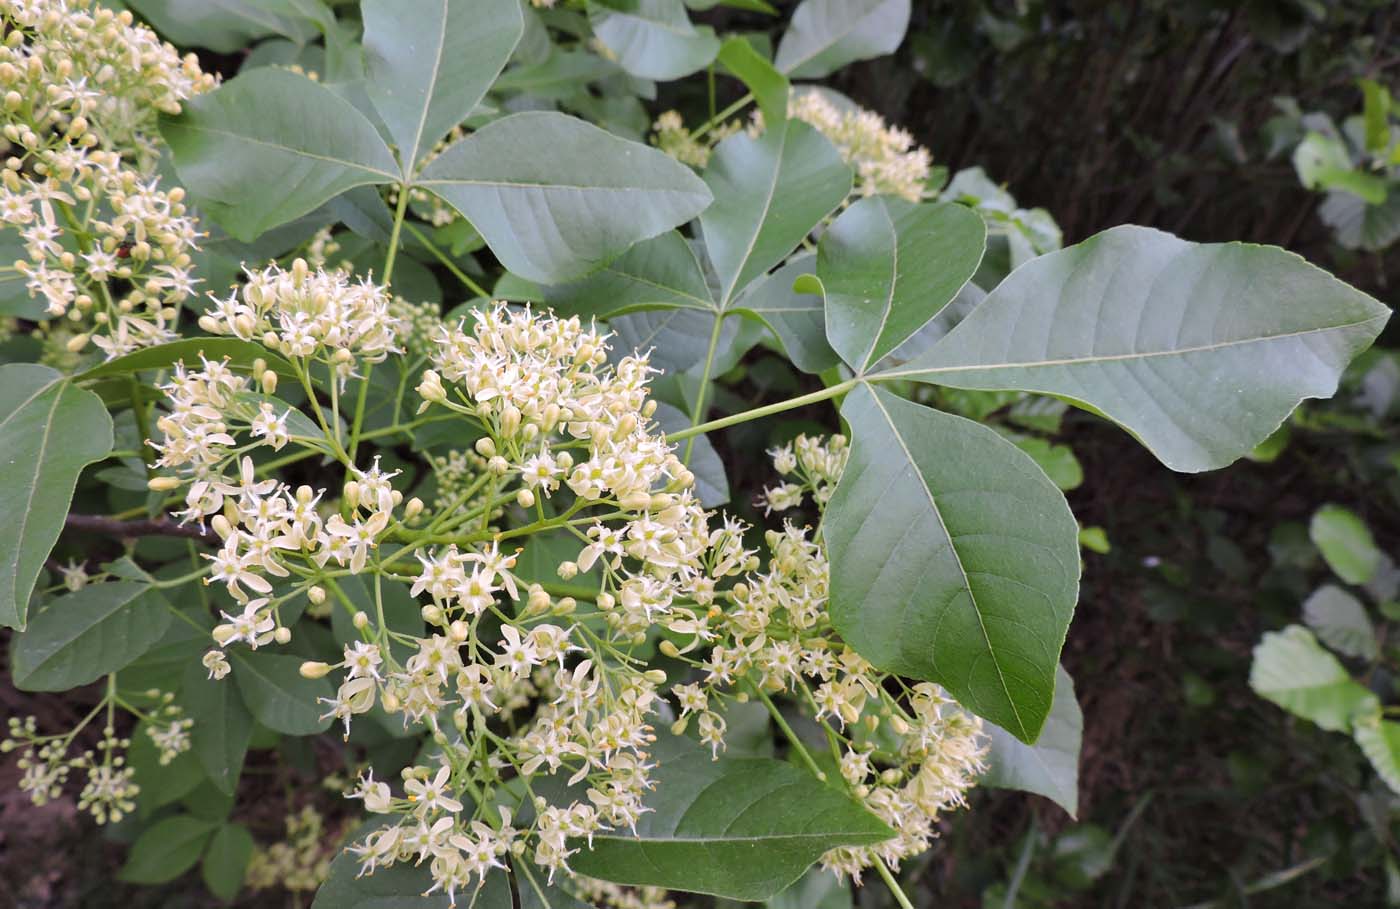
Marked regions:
[0,0,214,359]
[784,89,932,202]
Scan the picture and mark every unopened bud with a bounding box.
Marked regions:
[889,715,910,736]
[308,585,326,605]
[449,620,470,643]
[65,332,90,352]
[516,488,535,509]
[620,491,652,511]
[658,640,680,659]
[501,405,521,436]
[299,661,331,679]
[210,514,233,539]
[670,717,689,736]
[274,626,292,645]
[352,610,370,629]
[260,369,277,394]
[343,480,361,510]
[644,669,667,684]
[404,497,424,520]
[597,592,615,611]
[527,585,550,615]
[147,475,181,491]
[557,561,578,580]
[487,456,509,475]
[421,603,444,625]
[474,437,496,458]
[553,597,576,616]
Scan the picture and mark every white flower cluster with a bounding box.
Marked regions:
[245,806,342,894]
[787,89,932,202]
[0,0,213,359]
[759,432,849,514]
[0,0,214,166]
[200,258,402,379]
[650,110,712,168]
[385,125,466,227]
[300,306,760,904]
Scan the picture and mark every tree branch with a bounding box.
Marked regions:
[64,513,214,543]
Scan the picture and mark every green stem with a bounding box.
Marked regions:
[347,363,373,462]
[875,860,916,909]
[693,92,752,141]
[129,377,155,477]
[383,185,411,284]
[667,378,860,443]
[750,682,825,781]
[404,222,490,298]
[683,311,727,464]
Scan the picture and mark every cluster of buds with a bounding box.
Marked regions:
[783,89,932,202]
[200,259,402,380]
[759,432,850,513]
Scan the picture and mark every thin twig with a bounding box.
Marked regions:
[64,513,214,543]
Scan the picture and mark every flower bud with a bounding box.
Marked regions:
[299,661,331,679]
[644,669,667,684]
[553,597,576,616]
[658,640,680,659]
[889,715,910,736]
[308,585,327,605]
[449,620,470,643]
[147,475,181,491]
[474,436,497,458]
[404,497,424,520]
[210,514,233,539]
[343,480,361,511]
[421,603,444,626]
[620,491,652,511]
[557,561,578,580]
[526,585,550,615]
[515,488,535,509]
[260,369,278,394]
[670,717,689,736]
[65,332,90,352]
[352,610,370,629]
[274,627,292,645]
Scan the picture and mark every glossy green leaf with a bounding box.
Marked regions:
[982,664,1082,816]
[732,255,841,374]
[12,582,171,691]
[419,111,712,283]
[1310,504,1383,585]
[1293,132,1387,204]
[78,338,294,381]
[201,823,255,901]
[717,36,788,126]
[0,365,113,629]
[1355,716,1400,795]
[118,815,218,884]
[590,0,720,81]
[1250,625,1378,732]
[163,67,397,241]
[181,661,254,796]
[541,230,714,318]
[818,197,985,373]
[1303,584,1378,661]
[774,0,911,78]
[232,650,334,735]
[610,307,736,375]
[881,226,1391,472]
[569,749,893,899]
[825,384,1080,742]
[362,0,523,176]
[700,120,850,305]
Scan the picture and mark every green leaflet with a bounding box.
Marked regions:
[825,384,1080,742]
[818,196,985,373]
[1310,504,1382,585]
[569,748,893,900]
[0,364,114,629]
[700,119,851,306]
[982,664,1083,816]
[162,67,398,241]
[362,0,523,178]
[879,225,1391,472]
[418,112,713,284]
[231,649,334,736]
[774,0,911,78]
[12,582,171,691]
[589,0,720,82]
